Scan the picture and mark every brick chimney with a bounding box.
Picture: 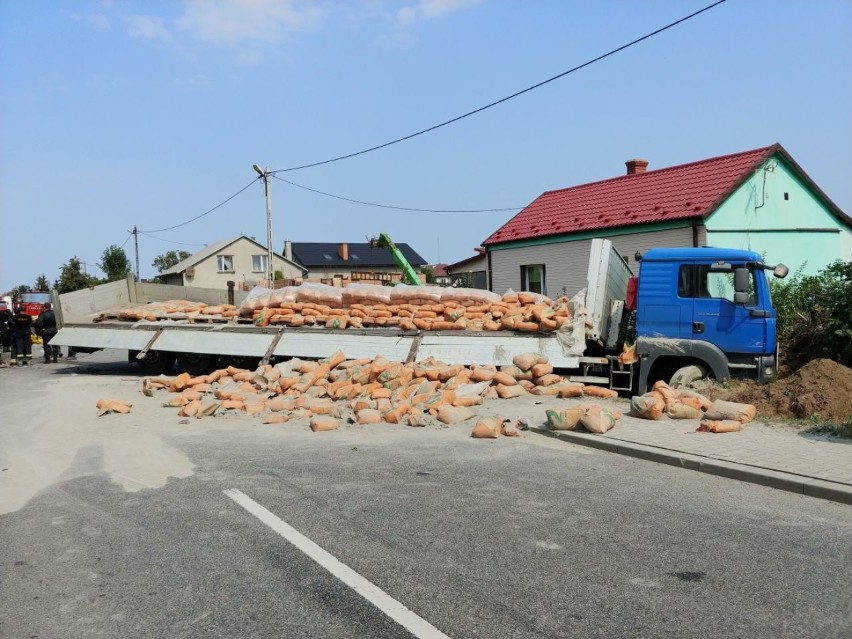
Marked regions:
[338,242,349,261]
[284,240,293,261]
[625,159,649,175]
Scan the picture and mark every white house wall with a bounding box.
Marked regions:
[180,238,302,289]
[489,226,696,297]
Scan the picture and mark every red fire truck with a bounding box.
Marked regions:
[14,291,52,319]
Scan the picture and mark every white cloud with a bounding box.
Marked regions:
[172,74,212,88]
[127,15,174,41]
[394,0,481,29]
[65,11,111,30]
[396,6,417,29]
[176,0,324,47]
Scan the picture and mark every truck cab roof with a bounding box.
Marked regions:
[641,246,763,263]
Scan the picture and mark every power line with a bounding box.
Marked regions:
[140,178,260,234]
[138,231,207,247]
[118,232,133,249]
[271,0,727,174]
[272,174,522,213]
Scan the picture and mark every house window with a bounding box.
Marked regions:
[217,255,234,273]
[252,254,268,273]
[521,264,545,295]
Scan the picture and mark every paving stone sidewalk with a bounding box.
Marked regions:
[532,417,852,505]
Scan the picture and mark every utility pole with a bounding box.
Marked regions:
[133,226,140,281]
[253,164,274,286]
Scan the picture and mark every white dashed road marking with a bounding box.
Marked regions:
[224,489,452,639]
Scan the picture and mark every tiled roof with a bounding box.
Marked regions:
[427,263,449,277]
[159,235,305,276]
[290,242,427,268]
[483,145,780,246]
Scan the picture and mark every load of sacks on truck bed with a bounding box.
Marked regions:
[240,283,573,332]
[122,350,621,438]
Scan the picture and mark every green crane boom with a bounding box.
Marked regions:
[370,233,421,285]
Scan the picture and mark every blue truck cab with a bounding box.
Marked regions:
[634,247,787,393]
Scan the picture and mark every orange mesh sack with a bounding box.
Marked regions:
[471,417,501,439]
[546,408,584,431]
[583,386,619,399]
[703,400,757,424]
[630,395,662,420]
[513,352,547,372]
[666,401,704,420]
[697,419,742,433]
[579,405,620,434]
[496,384,527,399]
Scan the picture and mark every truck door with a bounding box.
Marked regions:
[636,260,694,339]
[685,264,766,354]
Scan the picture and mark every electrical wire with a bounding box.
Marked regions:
[272,174,522,213]
[140,178,260,234]
[138,231,207,247]
[271,0,727,174]
[118,232,133,249]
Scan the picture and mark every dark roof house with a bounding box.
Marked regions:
[285,241,427,284]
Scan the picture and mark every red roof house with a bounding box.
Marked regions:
[483,143,850,297]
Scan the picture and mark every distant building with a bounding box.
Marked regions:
[426,263,451,286]
[158,235,306,289]
[446,248,488,289]
[285,240,428,286]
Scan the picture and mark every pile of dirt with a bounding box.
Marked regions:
[700,359,852,423]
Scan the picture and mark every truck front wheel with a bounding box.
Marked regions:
[176,352,217,376]
[669,364,709,389]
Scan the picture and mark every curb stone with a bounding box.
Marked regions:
[530,426,852,506]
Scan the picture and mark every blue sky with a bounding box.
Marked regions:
[1,0,850,288]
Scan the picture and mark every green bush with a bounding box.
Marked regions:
[771,260,852,365]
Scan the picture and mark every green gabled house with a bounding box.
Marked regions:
[482,143,851,296]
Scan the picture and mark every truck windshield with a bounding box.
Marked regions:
[678,265,757,304]
[20,292,51,304]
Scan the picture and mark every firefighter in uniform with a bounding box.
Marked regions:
[9,304,34,365]
[35,302,60,363]
[0,304,11,354]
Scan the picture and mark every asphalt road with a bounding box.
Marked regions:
[1,352,850,638]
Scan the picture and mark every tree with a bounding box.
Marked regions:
[56,257,99,294]
[152,250,191,273]
[421,267,436,284]
[100,245,132,282]
[771,259,852,368]
[10,284,30,298]
[34,274,50,291]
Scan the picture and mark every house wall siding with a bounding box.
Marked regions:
[706,155,852,274]
[181,238,303,289]
[489,226,695,297]
[304,266,404,281]
[446,256,488,289]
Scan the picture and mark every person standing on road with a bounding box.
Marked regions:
[9,304,34,366]
[34,302,60,363]
[0,305,11,367]
[0,303,12,354]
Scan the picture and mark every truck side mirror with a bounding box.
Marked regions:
[773,264,789,279]
[734,267,749,293]
[733,267,750,304]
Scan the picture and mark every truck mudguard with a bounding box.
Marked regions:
[636,336,730,394]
